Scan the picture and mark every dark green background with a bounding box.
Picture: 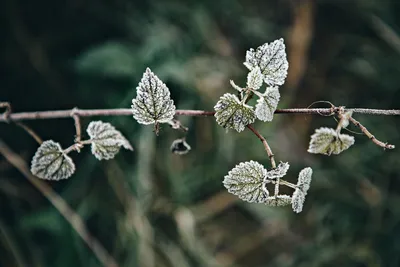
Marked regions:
[1,0,400,266]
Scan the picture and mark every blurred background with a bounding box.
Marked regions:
[1,0,400,266]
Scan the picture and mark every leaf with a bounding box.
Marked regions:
[31,140,75,180]
[297,167,313,194]
[244,38,289,86]
[308,127,355,155]
[214,93,256,132]
[292,189,305,213]
[264,195,292,206]
[170,139,191,155]
[246,66,263,90]
[87,121,133,160]
[266,162,290,179]
[255,86,280,122]
[131,68,176,125]
[223,161,270,203]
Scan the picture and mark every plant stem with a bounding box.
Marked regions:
[349,117,395,149]
[246,125,276,169]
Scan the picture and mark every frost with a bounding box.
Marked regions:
[214,93,256,132]
[308,127,355,155]
[131,68,176,125]
[338,110,353,129]
[292,167,313,213]
[266,162,289,179]
[170,139,191,155]
[246,66,263,90]
[223,161,270,203]
[255,86,280,122]
[264,195,292,207]
[31,140,75,180]
[230,80,243,92]
[244,38,289,86]
[87,121,133,160]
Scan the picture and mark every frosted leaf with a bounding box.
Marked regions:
[214,93,256,132]
[31,140,75,180]
[297,167,313,194]
[244,38,289,86]
[266,162,290,180]
[308,127,355,156]
[131,68,176,125]
[230,80,243,92]
[292,189,305,213]
[223,161,269,203]
[170,139,191,155]
[246,66,263,90]
[87,121,133,160]
[255,86,280,122]
[264,195,292,206]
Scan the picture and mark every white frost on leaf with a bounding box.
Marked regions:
[214,93,256,132]
[31,140,75,180]
[87,121,133,160]
[223,161,270,203]
[131,68,176,125]
[292,167,313,213]
[308,127,355,156]
[246,66,263,90]
[266,162,290,180]
[244,38,289,86]
[264,195,292,207]
[255,86,280,122]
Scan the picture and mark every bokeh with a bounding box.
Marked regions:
[1,0,400,266]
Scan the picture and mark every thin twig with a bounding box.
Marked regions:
[0,140,119,267]
[349,117,395,150]
[71,108,82,142]
[14,122,43,144]
[1,107,400,123]
[246,125,276,169]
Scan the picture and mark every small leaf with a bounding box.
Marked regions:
[266,162,289,179]
[31,140,75,180]
[264,195,292,206]
[170,139,191,155]
[87,121,133,160]
[297,167,313,194]
[244,38,289,86]
[223,161,269,203]
[292,189,305,213]
[214,93,256,132]
[255,86,280,122]
[131,68,176,125]
[246,67,263,90]
[308,127,355,155]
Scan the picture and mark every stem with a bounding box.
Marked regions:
[278,179,297,189]
[71,108,82,142]
[349,117,395,149]
[246,125,276,169]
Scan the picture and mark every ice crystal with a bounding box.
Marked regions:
[308,127,355,155]
[255,86,280,122]
[131,68,176,125]
[223,161,270,203]
[214,93,256,132]
[87,121,133,160]
[31,140,75,180]
[244,38,289,86]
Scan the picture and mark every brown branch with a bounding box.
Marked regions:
[1,107,400,123]
[246,125,276,169]
[71,108,82,142]
[14,122,43,144]
[0,140,119,267]
[349,117,395,150]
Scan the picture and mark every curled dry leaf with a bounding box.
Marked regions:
[31,140,75,180]
[131,68,176,125]
[87,121,133,160]
[308,127,355,155]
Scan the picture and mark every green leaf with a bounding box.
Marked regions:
[31,140,75,180]
[214,93,256,132]
[246,66,263,90]
[255,86,280,122]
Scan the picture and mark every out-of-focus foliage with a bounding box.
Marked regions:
[1,0,400,267]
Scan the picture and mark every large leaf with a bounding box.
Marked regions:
[131,68,176,125]
[255,86,280,122]
[244,38,289,86]
[308,127,355,155]
[87,121,133,160]
[214,93,256,132]
[223,161,269,203]
[31,140,75,180]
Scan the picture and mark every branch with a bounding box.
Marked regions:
[0,140,119,267]
[1,107,400,123]
[246,125,276,169]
